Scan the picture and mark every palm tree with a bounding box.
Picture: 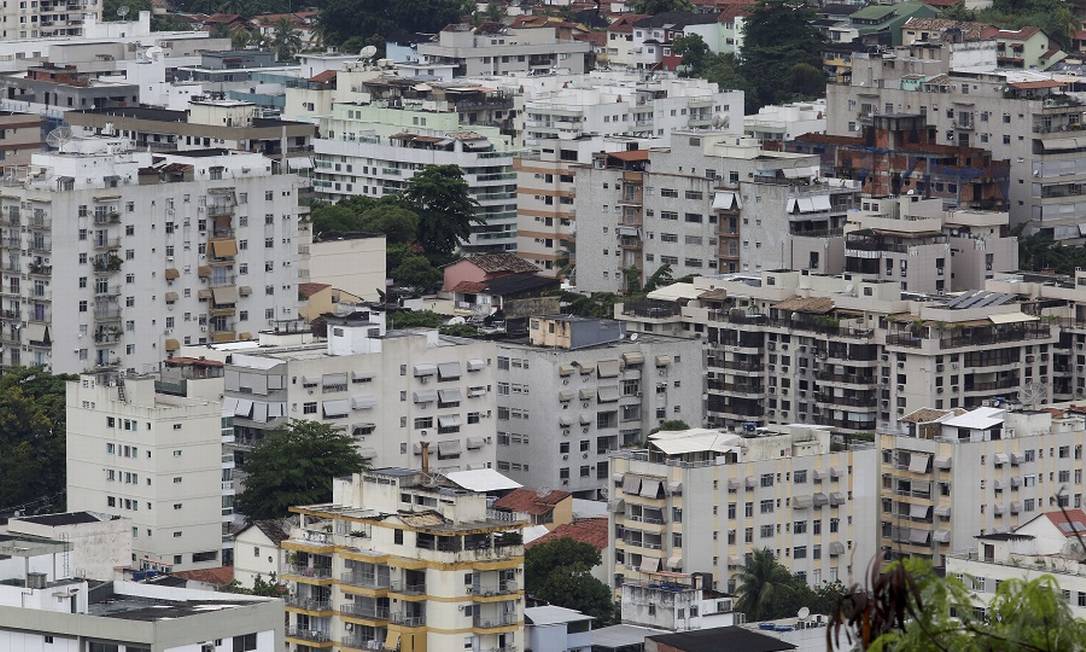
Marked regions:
[230,27,254,50]
[734,549,797,622]
[271,18,303,62]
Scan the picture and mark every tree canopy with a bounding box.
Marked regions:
[971,0,1076,47]
[1018,232,1086,275]
[402,164,481,263]
[735,549,846,621]
[525,538,616,624]
[318,0,471,47]
[236,420,367,520]
[631,0,693,13]
[0,368,72,515]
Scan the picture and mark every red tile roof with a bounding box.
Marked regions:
[527,518,609,551]
[609,149,650,162]
[1007,79,1063,90]
[298,282,331,298]
[608,14,649,33]
[493,488,571,516]
[457,253,539,274]
[986,26,1041,41]
[1043,509,1086,537]
[310,70,337,84]
[172,566,235,587]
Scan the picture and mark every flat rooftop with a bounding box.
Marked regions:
[88,593,254,620]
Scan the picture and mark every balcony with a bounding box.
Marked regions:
[340,602,390,620]
[341,636,385,651]
[285,564,333,579]
[285,596,332,612]
[93,237,121,251]
[286,628,332,644]
[93,305,122,321]
[473,613,519,629]
[389,579,426,595]
[340,571,389,590]
[470,580,519,597]
[816,370,876,385]
[28,262,51,276]
[92,211,121,225]
[389,612,426,627]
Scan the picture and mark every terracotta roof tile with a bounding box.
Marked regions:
[172,566,234,587]
[527,518,609,551]
[298,282,331,299]
[493,488,570,516]
[460,253,539,274]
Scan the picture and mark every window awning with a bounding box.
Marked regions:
[438,439,461,454]
[26,323,48,343]
[640,556,660,573]
[197,288,212,300]
[811,194,831,211]
[994,504,1004,515]
[622,351,644,366]
[164,267,179,280]
[745,477,755,489]
[197,265,211,278]
[164,291,178,303]
[438,415,461,428]
[668,555,682,570]
[830,492,845,506]
[466,437,484,450]
[352,371,374,382]
[909,529,930,545]
[413,390,437,404]
[580,413,592,425]
[302,375,320,386]
[210,238,238,257]
[597,360,621,378]
[1010,501,1021,514]
[212,286,238,304]
[910,504,929,519]
[322,372,347,386]
[234,398,253,418]
[413,363,436,377]
[352,395,376,410]
[1011,476,1022,488]
[712,190,741,210]
[559,365,574,376]
[623,474,642,495]
[640,478,661,498]
[813,469,824,481]
[267,402,285,418]
[239,286,252,297]
[439,388,461,403]
[728,479,740,490]
[251,401,268,423]
[467,358,486,371]
[934,505,951,518]
[934,455,951,470]
[989,312,1039,325]
[437,362,461,380]
[559,415,573,426]
[792,495,812,509]
[655,355,672,366]
[934,529,951,543]
[559,390,574,401]
[993,453,1009,466]
[813,492,829,506]
[908,453,931,473]
[598,386,620,403]
[165,338,180,351]
[579,388,595,400]
[668,481,682,495]
[828,541,846,556]
[1010,452,1023,465]
[222,397,238,416]
[322,399,349,417]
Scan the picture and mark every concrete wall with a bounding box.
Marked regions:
[308,236,387,301]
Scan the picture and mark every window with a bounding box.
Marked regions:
[394,529,404,544]
[794,546,808,559]
[233,633,258,652]
[760,500,774,514]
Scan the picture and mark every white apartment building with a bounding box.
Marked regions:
[282,467,525,652]
[879,405,1086,566]
[494,315,703,499]
[621,573,739,632]
[313,103,517,252]
[65,372,230,572]
[947,509,1086,617]
[0,138,302,374]
[825,41,1086,238]
[0,534,282,651]
[617,272,1060,435]
[607,425,878,594]
[234,519,291,589]
[416,24,592,77]
[744,100,826,144]
[224,312,498,474]
[0,0,98,39]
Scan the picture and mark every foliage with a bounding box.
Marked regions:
[403,165,481,263]
[387,310,447,329]
[310,197,417,242]
[736,549,846,622]
[318,0,471,47]
[173,0,291,16]
[1018,232,1086,275]
[223,576,287,596]
[632,0,693,13]
[560,291,620,318]
[738,0,826,111]
[525,537,616,624]
[392,254,442,291]
[0,368,73,514]
[439,323,481,337]
[829,556,1086,651]
[657,420,690,431]
[231,28,256,49]
[235,420,367,520]
[671,34,711,75]
[271,18,303,61]
[623,266,642,294]
[974,0,1075,47]
[642,264,674,294]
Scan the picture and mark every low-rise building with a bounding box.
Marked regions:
[495,315,704,499]
[607,425,879,594]
[744,101,826,144]
[4,511,131,579]
[234,519,292,589]
[525,605,594,652]
[621,572,739,632]
[307,232,387,302]
[416,23,592,77]
[493,488,574,529]
[281,467,526,652]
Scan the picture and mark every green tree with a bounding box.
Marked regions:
[231,28,256,49]
[560,291,620,318]
[271,18,303,62]
[387,310,447,329]
[392,254,442,291]
[735,549,802,621]
[656,419,690,431]
[223,575,286,596]
[738,0,826,110]
[359,205,419,244]
[103,0,150,21]
[642,263,674,294]
[526,538,615,623]
[975,0,1075,47]
[235,420,367,520]
[0,368,72,514]
[318,0,469,47]
[671,34,710,76]
[439,323,481,337]
[403,165,481,262]
[623,266,642,294]
[632,0,693,13]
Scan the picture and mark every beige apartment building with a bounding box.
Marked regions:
[282,467,524,652]
[607,425,878,594]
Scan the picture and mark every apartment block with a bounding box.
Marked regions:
[879,405,1086,566]
[743,100,826,145]
[282,467,525,652]
[224,312,498,474]
[0,0,100,39]
[313,103,516,252]
[416,24,592,77]
[0,139,303,374]
[617,272,1059,435]
[607,425,878,594]
[825,40,1086,238]
[0,112,44,173]
[65,371,229,572]
[494,315,704,499]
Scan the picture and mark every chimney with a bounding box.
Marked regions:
[420,441,430,475]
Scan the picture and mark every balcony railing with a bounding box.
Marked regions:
[285,564,332,579]
[388,612,426,627]
[389,580,426,595]
[470,580,519,596]
[341,636,385,651]
[287,628,331,643]
[340,571,390,590]
[474,613,519,628]
[285,596,331,611]
[339,602,390,620]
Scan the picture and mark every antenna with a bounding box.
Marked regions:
[116,5,129,18]
[798,606,811,620]
[1019,381,1046,411]
[45,126,72,150]
[359,45,378,60]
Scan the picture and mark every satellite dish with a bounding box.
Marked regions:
[629,332,639,342]
[359,45,378,59]
[1019,381,1047,411]
[116,5,129,18]
[798,607,811,620]
[46,126,72,150]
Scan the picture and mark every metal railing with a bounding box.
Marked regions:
[388,612,425,627]
[285,564,332,579]
[473,613,519,628]
[340,571,389,590]
[470,580,518,596]
[339,602,390,620]
[287,628,331,643]
[285,596,331,611]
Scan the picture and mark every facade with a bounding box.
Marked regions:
[524,605,593,652]
[630,13,722,69]
[621,572,739,632]
[416,24,592,77]
[0,139,303,374]
[495,315,704,499]
[308,233,388,302]
[607,425,878,594]
[65,372,230,572]
[234,519,291,589]
[743,100,826,144]
[224,313,498,473]
[282,467,525,652]
[313,103,517,252]
[5,511,132,580]
[879,406,1086,566]
[0,0,100,39]
[0,112,44,172]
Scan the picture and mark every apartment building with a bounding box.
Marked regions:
[416,24,592,77]
[617,272,1059,435]
[946,509,1086,617]
[879,405,1086,566]
[844,195,1018,293]
[743,100,826,144]
[282,467,525,652]
[629,13,722,69]
[494,315,704,499]
[0,0,100,39]
[0,112,43,173]
[224,312,498,474]
[0,138,303,374]
[0,536,282,651]
[575,134,858,293]
[825,40,1086,238]
[313,103,517,252]
[607,425,878,594]
[65,371,230,572]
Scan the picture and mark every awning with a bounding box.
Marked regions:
[467,386,486,398]
[828,541,845,556]
[655,355,672,366]
[623,474,642,495]
[164,291,178,303]
[830,467,840,479]
[252,401,268,423]
[197,265,212,278]
[640,478,661,498]
[197,289,212,300]
[728,555,742,567]
[352,371,374,382]
[792,495,812,509]
[813,492,829,506]
[466,437,485,449]
[234,398,253,418]
[908,453,931,473]
[302,375,320,386]
[352,395,376,410]
[438,439,462,454]
[413,363,436,377]
[667,555,682,570]
[559,365,574,376]
[559,390,574,401]
[640,556,660,573]
[993,453,1009,466]
[239,286,252,297]
[933,530,951,543]
[384,631,400,652]
[830,492,845,506]
[322,372,347,387]
[559,415,573,426]
[222,397,238,416]
[1010,452,1023,465]
[437,362,461,380]
[580,413,592,425]
[438,415,461,428]
[745,477,756,489]
[811,194,831,211]
[287,156,313,171]
[910,503,929,519]
[267,402,285,418]
[165,338,180,351]
[579,388,595,400]
[727,479,740,491]
[934,456,951,470]
[26,323,48,343]
[712,190,741,210]
[994,504,1004,515]
[934,505,951,518]
[467,358,486,371]
[1010,501,1021,514]
[909,529,929,545]
[813,469,825,482]
[989,312,1039,325]
[209,238,238,257]
[622,352,644,366]
[1011,476,1022,488]
[597,360,621,378]
[438,388,461,403]
[668,481,682,495]
[359,447,377,460]
[212,286,238,304]
[413,390,437,404]
[322,399,349,417]
[164,267,179,280]
[598,386,620,403]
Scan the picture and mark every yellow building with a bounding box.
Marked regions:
[282,466,525,652]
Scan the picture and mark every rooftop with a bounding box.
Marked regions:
[457,253,540,274]
[14,511,107,527]
[647,626,798,652]
[493,488,571,516]
[527,517,609,552]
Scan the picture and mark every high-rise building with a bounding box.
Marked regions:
[0,0,100,39]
